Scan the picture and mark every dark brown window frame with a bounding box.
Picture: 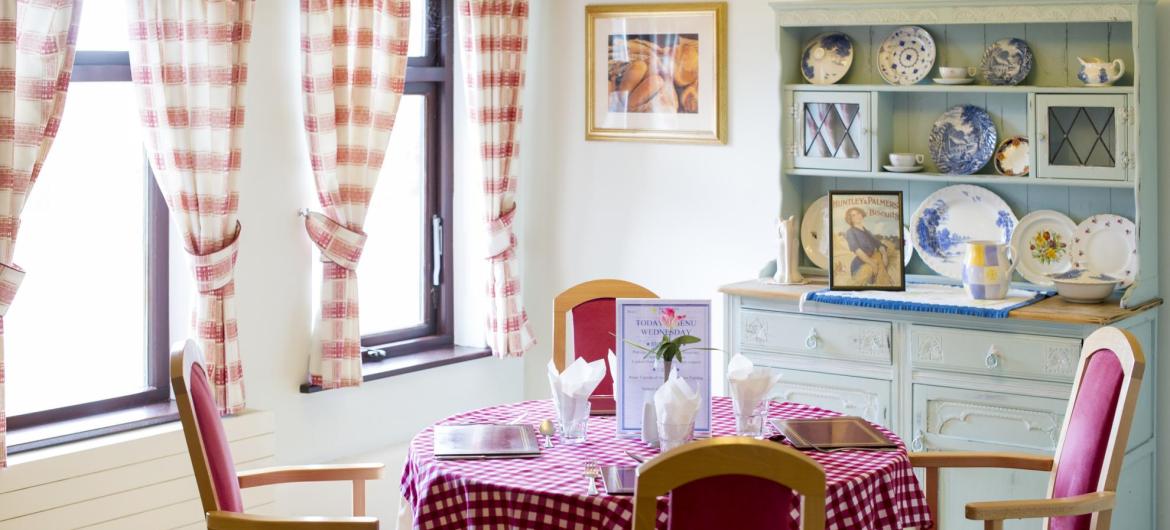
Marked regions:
[6,50,172,437]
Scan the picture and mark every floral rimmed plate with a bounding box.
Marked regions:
[910,184,1017,280]
[877,26,935,85]
[1071,214,1138,287]
[929,105,998,175]
[981,38,1033,86]
[1011,210,1075,286]
[801,32,853,85]
[994,136,1030,176]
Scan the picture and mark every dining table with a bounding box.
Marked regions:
[399,396,933,530]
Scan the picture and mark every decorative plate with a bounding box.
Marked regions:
[1070,214,1138,287]
[910,184,1017,279]
[801,33,853,85]
[800,196,830,270]
[994,136,1030,176]
[903,226,914,266]
[981,38,1033,86]
[1011,210,1076,286]
[877,26,936,85]
[928,105,998,175]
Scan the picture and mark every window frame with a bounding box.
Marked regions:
[357,0,455,360]
[6,50,172,432]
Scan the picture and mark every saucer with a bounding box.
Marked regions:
[883,164,924,173]
[933,77,975,85]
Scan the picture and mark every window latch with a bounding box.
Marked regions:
[432,214,443,287]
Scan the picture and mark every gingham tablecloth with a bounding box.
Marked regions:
[401,398,932,530]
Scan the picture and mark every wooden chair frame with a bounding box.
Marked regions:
[909,326,1145,530]
[171,341,384,529]
[633,437,827,530]
[552,279,657,372]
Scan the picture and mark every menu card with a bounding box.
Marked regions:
[432,424,541,460]
[614,299,712,437]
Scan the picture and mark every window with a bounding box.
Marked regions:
[357,0,454,359]
[6,6,170,434]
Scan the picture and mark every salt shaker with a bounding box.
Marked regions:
[640,389,659,447]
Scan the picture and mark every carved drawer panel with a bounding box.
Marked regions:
[910,325,1081,383]
[911,384,1066,454]
[760,365,892,429]
[740,310,891,364]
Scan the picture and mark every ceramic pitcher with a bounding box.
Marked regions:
[1077,57,1125,86]
[962,241,1016,300]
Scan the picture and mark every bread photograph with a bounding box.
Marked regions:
[607,33,699,114]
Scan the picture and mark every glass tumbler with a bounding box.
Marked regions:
[657,418,695,453]
[734,399,769,438]
[559,401,591,444]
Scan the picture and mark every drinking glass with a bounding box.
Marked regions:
[559,400,591,444]
[733,399,769,438]
[657,418,695,452]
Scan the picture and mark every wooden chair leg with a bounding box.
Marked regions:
[352,480,366,516]
[985,520,1003,530]
[925,467,939,519]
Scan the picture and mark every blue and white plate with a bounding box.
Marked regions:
[928,105,998,175]
[877,26,935,85]
[801,33,853,85]
[981,38,1033,86]
[910,185,1018,279]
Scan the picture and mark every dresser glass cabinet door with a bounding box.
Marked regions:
[792,91,871,171]
[1035,94,1130,181]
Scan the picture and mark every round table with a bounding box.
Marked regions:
[401,397,933,530]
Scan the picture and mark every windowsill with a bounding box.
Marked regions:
[299,344,493,393]
[7,401,178,455]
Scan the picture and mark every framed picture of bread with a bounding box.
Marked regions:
[586,3,727,144]
[827,191,906,291]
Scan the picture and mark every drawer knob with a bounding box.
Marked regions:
[985,347,1002,369]
[805,328,821,350]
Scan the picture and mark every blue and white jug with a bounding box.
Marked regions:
[962,241,1016,300]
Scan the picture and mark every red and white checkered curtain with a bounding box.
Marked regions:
[460,0,535,357]
[0,0,81,468]
[127,0,253,414]
[301,0,410,389]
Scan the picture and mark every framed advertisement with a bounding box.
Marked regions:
[828,191,906,291]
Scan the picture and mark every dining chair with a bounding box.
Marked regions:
[910,326,1145,530]
[633,436,827,530]
[171,340,383,529]
[553,279,657,409]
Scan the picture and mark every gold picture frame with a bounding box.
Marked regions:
[586,3,727,144]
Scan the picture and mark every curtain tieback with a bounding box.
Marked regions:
[189,221,242,294]
[486,205,518,261]
[0,262,26,317]
[303,211,366,271]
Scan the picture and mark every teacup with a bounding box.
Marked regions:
[939,66,976,79]
[889,153,925,167]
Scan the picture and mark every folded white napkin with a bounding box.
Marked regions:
[606,349,618,386]
[727,353,782,415]
[547,358,606,421]
[654,369,700,428]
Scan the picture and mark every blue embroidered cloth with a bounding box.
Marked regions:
[804,283,1049,319]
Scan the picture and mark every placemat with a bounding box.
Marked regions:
[803,283,1048,318]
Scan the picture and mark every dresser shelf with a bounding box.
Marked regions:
[784,168,1135,189]
[785,83,1135,95]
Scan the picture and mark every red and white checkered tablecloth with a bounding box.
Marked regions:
[401,397,932,530]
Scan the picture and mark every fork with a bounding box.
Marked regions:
[583,460,601,495]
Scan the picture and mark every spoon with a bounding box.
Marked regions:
[538,419,555,448]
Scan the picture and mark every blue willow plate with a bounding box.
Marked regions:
[877,26,935,85]
[929,105,998,175]
[910,184,1017,280]
[981,38,1033,86]
[801,32,853,85]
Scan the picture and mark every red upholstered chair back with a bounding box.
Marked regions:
[1046,327,1145,530]
[553,279,656,400]
[171,340,244,515]
[632,437,826,530]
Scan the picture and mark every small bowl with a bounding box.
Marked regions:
[1051,273,1119,304]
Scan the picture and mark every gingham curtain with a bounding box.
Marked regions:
[301,0,410,389]
[127,0,253,414]
[460,0,535,357]
[0,0,81,469]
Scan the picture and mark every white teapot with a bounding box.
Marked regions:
[1077,57,1125,87]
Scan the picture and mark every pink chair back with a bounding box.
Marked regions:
[171,341,244,514]
[669,475,794,530]
[570,297,617,396]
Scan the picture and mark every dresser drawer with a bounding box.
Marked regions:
[740,310,891,364]
[760,365,892,429]
[912,384,1066,454]
[910,325,1081,382]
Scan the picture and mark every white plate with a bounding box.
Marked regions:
[910,185,1018,280]
[932,77,975,85]
[882,165,924,173]
[877,26,936,85]
[800,196,830,270]
[903,226,913,266]
[1011,210,1076,286]
[1070,214,1138,287]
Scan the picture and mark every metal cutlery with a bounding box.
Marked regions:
[584,460,601,495]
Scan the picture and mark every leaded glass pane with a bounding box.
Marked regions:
[803,102,860,159]
[1048,106,1116,168]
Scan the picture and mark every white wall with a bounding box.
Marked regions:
[522,0,780,398]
